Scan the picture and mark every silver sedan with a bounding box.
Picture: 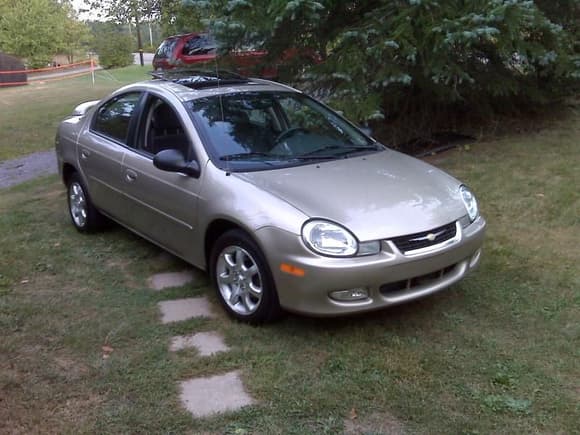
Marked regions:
[56,71,486,323]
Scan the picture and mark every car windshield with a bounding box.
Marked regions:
[186,91,383,171]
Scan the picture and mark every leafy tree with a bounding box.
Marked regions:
[94,22,134,68]
[87,0,160,64]
[159,0,205,36]
[0,0,80,68]
[62,18,93,63]
[187,0,579,131]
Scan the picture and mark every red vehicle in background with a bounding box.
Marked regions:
[152,32,318,79]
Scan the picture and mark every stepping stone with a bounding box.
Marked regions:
[158,297,215,324]
[179,371,256,418]
[148,270,195,290]
[170,331,230,356]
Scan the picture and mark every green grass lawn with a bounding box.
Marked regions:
[0,65,150,161]
[0,108,578,433]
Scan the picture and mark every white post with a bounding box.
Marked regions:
[149,22,153,46]
[90,56,95,86]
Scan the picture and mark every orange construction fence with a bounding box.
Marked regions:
[0,59,97,87]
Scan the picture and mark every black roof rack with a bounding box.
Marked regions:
[150,69,251,89]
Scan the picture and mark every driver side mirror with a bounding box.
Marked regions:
[153,149,201,178]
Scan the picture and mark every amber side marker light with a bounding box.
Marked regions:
[280,263,305,277]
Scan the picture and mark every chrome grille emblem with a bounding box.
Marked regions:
[410,229,445,243]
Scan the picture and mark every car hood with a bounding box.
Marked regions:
[234,150,467,240]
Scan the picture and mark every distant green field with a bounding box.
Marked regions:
[0,65,150,161]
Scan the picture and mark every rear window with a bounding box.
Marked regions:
[155,38,179,59]
[182,34,217,56]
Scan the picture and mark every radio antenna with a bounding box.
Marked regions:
[214,40,229,173]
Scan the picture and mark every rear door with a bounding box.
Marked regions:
[119,94,203,260]
[79,91,143,220]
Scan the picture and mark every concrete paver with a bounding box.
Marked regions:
[170,331,230,356]
[158,297,215,324]
[148,270,195,290]
[179,371,256,417]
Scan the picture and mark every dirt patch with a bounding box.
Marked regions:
[0,391,102,434]
[106,258,141,288]
[0,351,100,433]
[344,411,406,434]
[53,355,91,381]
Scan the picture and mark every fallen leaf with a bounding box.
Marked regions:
[349,407,358,420]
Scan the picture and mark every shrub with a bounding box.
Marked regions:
[95,27,134,69]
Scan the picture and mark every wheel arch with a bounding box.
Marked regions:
[204,219,246,267]
[62,162,77,186]
[205,218,282,323]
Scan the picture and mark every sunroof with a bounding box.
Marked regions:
[150,69,251,89]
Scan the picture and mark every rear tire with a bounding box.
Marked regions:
[67,173,105,232]
[210,229,282,324]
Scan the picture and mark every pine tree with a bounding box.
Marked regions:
[184,0,579,126]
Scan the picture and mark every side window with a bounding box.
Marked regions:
[141,96,191,159]
[92,92,141,144]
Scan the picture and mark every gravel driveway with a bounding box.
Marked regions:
[0,151,58,189]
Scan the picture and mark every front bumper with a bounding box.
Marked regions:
[255,216,486,316]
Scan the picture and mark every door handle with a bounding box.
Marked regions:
[80,150,90,160]
[125,169,138,182]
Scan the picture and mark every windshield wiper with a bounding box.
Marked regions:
[220,145,381,163]
[333,145,383,156]
[297,144,382,158]
[220,152,273,161]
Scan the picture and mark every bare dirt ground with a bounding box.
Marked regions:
[0,151,57,189]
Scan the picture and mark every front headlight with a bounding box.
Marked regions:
[302,220,358,257]
[460,185,479,222]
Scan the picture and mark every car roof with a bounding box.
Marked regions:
[165,31,206,40]
[118,72,300,102]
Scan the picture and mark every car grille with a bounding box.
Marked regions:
[379,264,457,295]
[390,222,456,254]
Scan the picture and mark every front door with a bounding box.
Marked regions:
[119,95,202,260]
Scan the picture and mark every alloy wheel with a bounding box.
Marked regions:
[216,245,263,315]
[69,181,87,228]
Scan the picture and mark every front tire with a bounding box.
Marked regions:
[67,173,104,232]
[210,229,281,324]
